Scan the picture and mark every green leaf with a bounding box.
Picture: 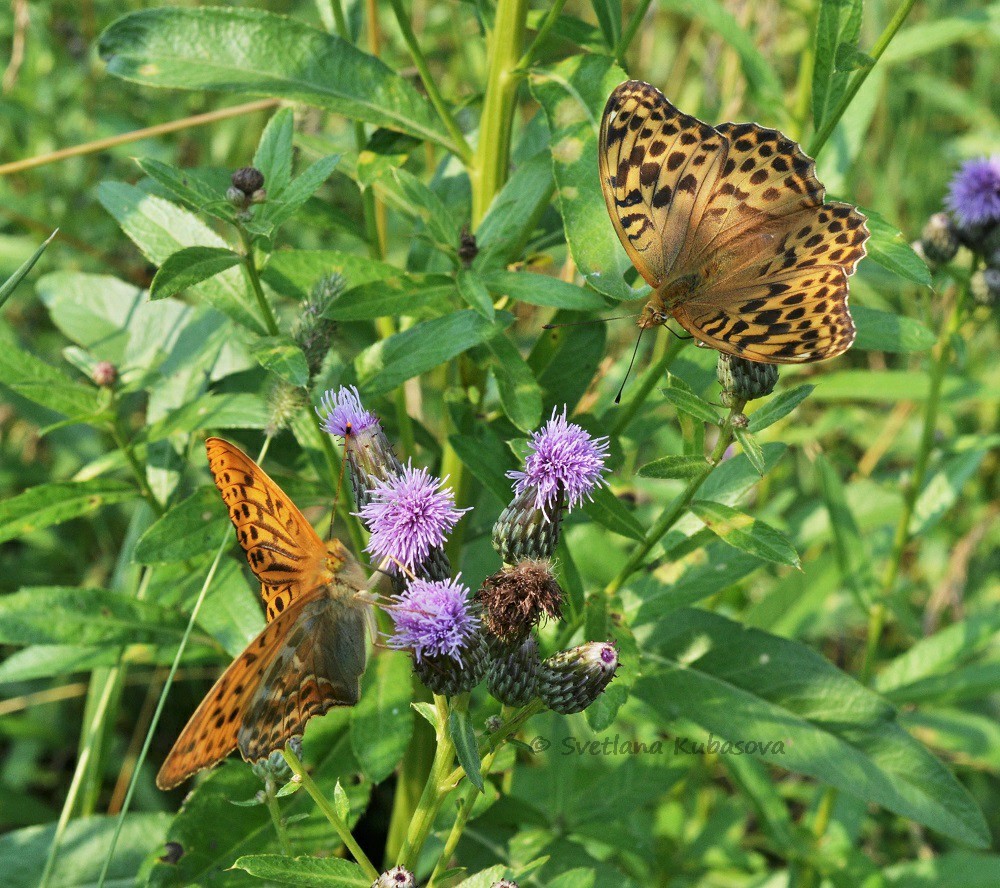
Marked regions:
[0,479,135,544]
[356,310,512,395]
[97,181,264,331]
[150,246,243,301]
[232,855,369,887]
[852,304,936,353]
[325,274,455,321]
[863,209,932,285]
[99,8,456,152]
[456,268,496,320]
[581,483,645,541]
[815,454,876,608]
[250,335,310,387]
[637,455,709,480]
[447,430,518,503]
[690,500,801,568]
[144,392,269,441]
[635,608,989,847]
[661,376,720,425]
[533,322,606,416]
[732,426,766,476]
[0,229,57,309]
[266,153,341,229]
[333,780,350,821]
[253,107,295,196]
[0,587,184,646]
[548,869,597,888]
[590,0,621,49]
[884,851,1000,886]
[0,324,101,420]
[134,487,228,564]
[747,384,815,432]
[0,813,171,888]
[812,0,864,132]
[475,151,554,267]
[485,332,543,432]
[698,442,787,505]
[811,370,981,402]
[449,707,484,793]
[481,269,609,311]
[531,54,635,300]
[384,167,461,255]
[263,249,401,298]
[909,449,988,536]
[137,157,227,213]
[350,650,414,784]
[455,866,512,888]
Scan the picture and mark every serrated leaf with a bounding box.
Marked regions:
[253,108,295,196]
[661,378,720,425]
[134,487,227,564]
[485,332,542,432]
[481,269,609,310]
[0,480,136,544]
[747,384,814,433]
[863,209,932,286]
[266,153,341,229]
[249,335,310,387]
[150,246,243,301]
[690,499,800,568]
[411,701,438,728]
[456,268,496,320]
[638,455,709,480]
[732,426,765,476]
[136,158,228,213]
[325,274,455,321]
[582,483,645,541]
[449,707,484,793]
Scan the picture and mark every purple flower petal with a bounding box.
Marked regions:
[507,406,610,514]
[358,462,469,571]
[317,385,379,437]
[386,576,480,663]
[946,156,1000,227]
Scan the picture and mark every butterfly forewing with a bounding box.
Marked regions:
[599,80,869,364]
[206,437,330,622]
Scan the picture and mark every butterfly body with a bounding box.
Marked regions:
[600,80,869,364]
[156,438,372,790]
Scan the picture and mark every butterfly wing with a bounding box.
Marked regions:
[206,437,330,622]
[156,586,371,790]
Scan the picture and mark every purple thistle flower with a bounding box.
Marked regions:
[507,406,610,514]
[359,462,469,571]
[317,385,379,438]
[946,156,1000,227]
[386,576,480,663]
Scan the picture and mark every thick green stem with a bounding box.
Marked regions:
[396,696,457,870]
[807,0,918,157]
[471,0,528,225]
[282,749,379,880]
[387,0,472,163]
[238,228,280,336]
[605,402,746,595]
[861,268,971,681]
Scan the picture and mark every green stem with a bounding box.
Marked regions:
[861,266,972,681]
[515,0,568,71]
[471,0,528,225]
[610,335,684,437]
[396,696,457,869]
[615,0,653,64]
[282,749,379,880]
[264,777,292,857]
[110,420,164,517]
[605,401,746,595]
[442,699,544,787]
[96,438,273,888]
[238,228,280,336]
[387,0,472,163]
[807,0,918,157]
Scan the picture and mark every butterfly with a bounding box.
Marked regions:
[599,80,869,363]
[156,437,375,790]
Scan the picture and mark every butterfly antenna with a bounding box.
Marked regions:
[542,313,637,329]
[665,325,694,341]
[614,326,645,405]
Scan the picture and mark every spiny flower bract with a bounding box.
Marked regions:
[359,462,468,571]
[387,576,480,664]
[317,385,379,438]
[507,406,610,514]
[947,156,1000,227]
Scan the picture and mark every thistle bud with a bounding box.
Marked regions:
[294,273,344,379]
[251,736,302,785]
[487,635,541,707]
[538,641,618,715]
[266,380,307,437]
[250,188,267,204]
[459,227,478,266]
[92,360,118,388]
[730,412,749,430]
[492,484,563,564]
[372,866,415,888]
[920,212,960,265]
[490,882,519,888]
[413,630,489,696]
[231,166,265,196]
[477,560,563,643]
[226,186,247,207]
[971,268,1000,307]
[717,353,778,406]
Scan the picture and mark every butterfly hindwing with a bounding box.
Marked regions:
[206,437,330,622]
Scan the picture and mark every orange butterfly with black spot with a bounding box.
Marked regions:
[599,80,869,363]
[156,437,374,790]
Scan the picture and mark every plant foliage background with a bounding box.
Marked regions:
[0,0,998,886]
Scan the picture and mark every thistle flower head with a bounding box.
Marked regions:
[386,576,481,663]
[947,156,1000,227]
[359,463,469,572]
[477,560,563,642]
[317,386,379,438]
[372,866,415,888]
[507,406,609,514]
